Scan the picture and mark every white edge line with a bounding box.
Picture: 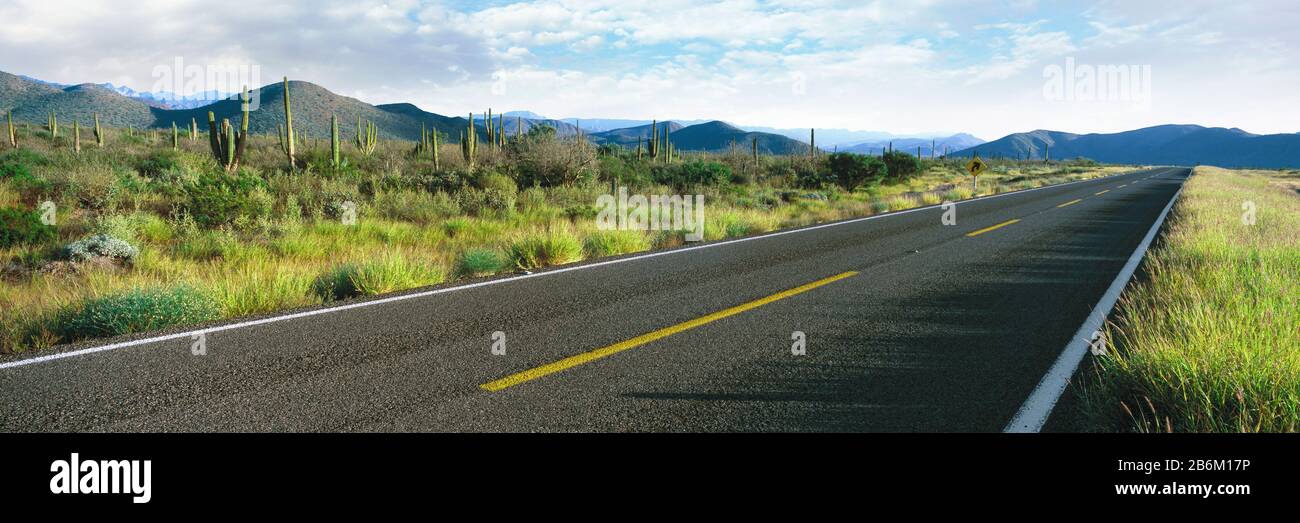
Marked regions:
[1003,170,1186,433]
[0,168,1161,371]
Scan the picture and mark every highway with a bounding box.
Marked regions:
[0,167,1189,432]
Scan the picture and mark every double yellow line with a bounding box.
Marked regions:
[480,271,858,392]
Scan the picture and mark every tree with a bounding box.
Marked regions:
[826,152,887,191]
[882,150,921,179]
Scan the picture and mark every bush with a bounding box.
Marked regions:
[652,160,731,188]
[508,230,583,270]
[63,234,139,262]
[882,150,921,179]
[55,286,219,341]
[180,170,268,228]
[0,206,56,248]
[136,150,185,178]
[454,248,506,278]
[509,126,597,187]
[825,153,887,191]
[0,157,51,194]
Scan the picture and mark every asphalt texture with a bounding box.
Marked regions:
[0,167,1189,432]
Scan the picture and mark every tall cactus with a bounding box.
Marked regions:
[48,112,58,139]
[190,117,198,142]
[6,110,15,148]
[172,122,179,150]
[330,113,341,168]
[1044,143,1050,162]
[73,121,81,153]
[93,114,104,147]
[461,113,477,169]
[809,128,816,162]
[276,76,296,169]
[486,108,494,147]
[752,137,758,162]
[355,116,377,156]
[208,88,251,172]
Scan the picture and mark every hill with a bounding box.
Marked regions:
[953,125,1300,168]
[591,120,807,154]
[840,133,985,156]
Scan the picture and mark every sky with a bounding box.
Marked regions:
[1,0,1297,140]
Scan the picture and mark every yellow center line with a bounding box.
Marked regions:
[479,271,859,392]
[1056,198,1083,208]
[965,218,1021,237]
[1095,189,1110,195]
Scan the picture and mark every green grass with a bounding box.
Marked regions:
[454,248,507,278]
[582,230,652,257]
[508,229,584,270]
[1080,167,1300,432]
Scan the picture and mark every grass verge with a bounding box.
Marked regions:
[1079,166,1300,432]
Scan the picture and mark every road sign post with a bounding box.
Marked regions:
[965,156,988,193]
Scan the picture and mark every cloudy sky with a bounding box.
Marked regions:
[1,0,1296,139]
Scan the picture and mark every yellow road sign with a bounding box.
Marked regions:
[966,157,988,177]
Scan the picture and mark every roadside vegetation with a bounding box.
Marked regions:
[0,114,1127,353]
[1081,166,1300,432]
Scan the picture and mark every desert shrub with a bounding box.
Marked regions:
[825,152,887,191]
[180,169,268,228]
[508,126,598,187]
[0,206,56,247]
[598,156,652,188]
[582,230,651,257]
[651,160,731,189]
[136,150,185,178]
[882,150,921,179]
[508,230,583,270]
[871,199,890,213]
[62,234,139,262]
[55,286,219,342]
[454,248,506,278]
[456,187,515,216]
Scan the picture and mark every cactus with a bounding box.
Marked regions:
[93,114,104,147]
[172,122,179,150]
[649,120,658,159]
[1045,143,1050,162]
[330,113,341,168]
[516,116,523,139]
[752,137,758,162]
[73,121,81,153]
[190,117,198,142]
[486,108,494,147]
[636,136,643,160]
[207,88,251,172]
[809,128,815,162]
[355,116,377,156]
[276,76,296,169]
[48,112,58,139]
[461,113,477,169]
[6,110,15,148]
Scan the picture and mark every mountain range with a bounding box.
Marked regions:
[951,125,1300,168]
[839,134,986,156]
[2,70,1297,167]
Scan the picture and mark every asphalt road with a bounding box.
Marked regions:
[0,167,1189,432]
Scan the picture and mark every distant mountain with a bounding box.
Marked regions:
[476,114,581,137]
[589,120,807,154]
[502,110,547,120]
[952,124,1300,168]
[588,121,686,147]
[0,71,484,141]
[558,117,712,133]
[840,133,985,156]
[17,74,229,110]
